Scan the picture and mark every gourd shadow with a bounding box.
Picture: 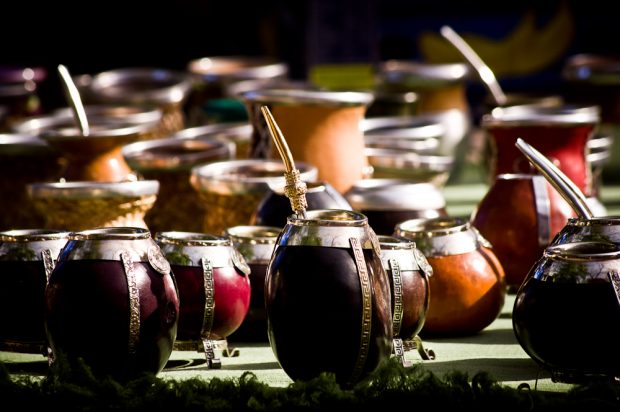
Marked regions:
[0,359,48,376]
[222,361,282,371]
[419,357,548,382]
[164,358,281,371]
[421,327,519,346]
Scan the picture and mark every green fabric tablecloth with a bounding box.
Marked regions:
[119,293,576,393]
[3,183,620,400]
[0,293,574,393]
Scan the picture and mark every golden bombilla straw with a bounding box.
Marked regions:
[260,105,308,219]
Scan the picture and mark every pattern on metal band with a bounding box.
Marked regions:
[392,338,412,367]
[404,336,436,360]
[41,249,55,283]
[389,258,403,337]
[348,237,372,384]
[472,227,493,249]
[47,346,55,366]
[370,231,382,259]
[202,338,221,369]
[231,248,251,275]
[532,175,551,247]
[120,250,141,355]
[148,246,171,275]
[413,248,433,278]
[609,271,620,306]
[200,258,215,339]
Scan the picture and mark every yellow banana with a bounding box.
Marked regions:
[418,2,574,77]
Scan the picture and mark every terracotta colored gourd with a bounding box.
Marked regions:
[39,123,151,183]
[472,173,575,289]
[394,216,506,337]
[241,89,373,193]
[475,106,595,289]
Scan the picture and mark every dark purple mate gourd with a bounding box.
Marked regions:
[266,209,392,386]
[0,229,69,354]
[45,227,179,381]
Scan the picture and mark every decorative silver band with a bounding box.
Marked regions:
[389,258,403,337]
[349,237,372,385]
[201,258,215,339]
[41,249,54,283]
[121,250,141,355]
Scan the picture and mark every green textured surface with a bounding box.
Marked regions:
[3,183,620,395]
[0,294,573,393]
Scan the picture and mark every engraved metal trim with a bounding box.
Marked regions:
[121,137,234,172]
[403,336,436,360]
[225,225,280,263]
[27,180,159,199]
[394,217,479,256]
[47,346,54,366]
[532,175,551,247]
[190,159,317,195]
[609,271,620,307]
[121,250,141,355]
[535,242,620,282]
[392,338,412,367]
[413,248,433,278]
[41,249,55,283]
[61,227,154,262]
[200,258,215,339]
[482,104,599,127]
[278,210,374,249]
[172,338,228,352]
[389,258,403,337]
[0,229,69,262]
[148,245,170,275]
[344,179,446,211]
[472,227,493,249]
[349,237,372,384]
[242,88,374,106]
[156,232,251,268]
[231,248,251,275]
[202,338,221,369]
[370,230,382,259]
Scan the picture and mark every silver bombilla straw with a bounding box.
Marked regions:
[58,64,90,136]
[440,25,507,106]
[516,137,593,220]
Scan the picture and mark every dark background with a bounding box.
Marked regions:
[1,0,618,110]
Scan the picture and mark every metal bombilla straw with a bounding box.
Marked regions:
[58,64,90,136]
[260,105,308,219]
[440,25,507,107]
[515,137,593,220]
